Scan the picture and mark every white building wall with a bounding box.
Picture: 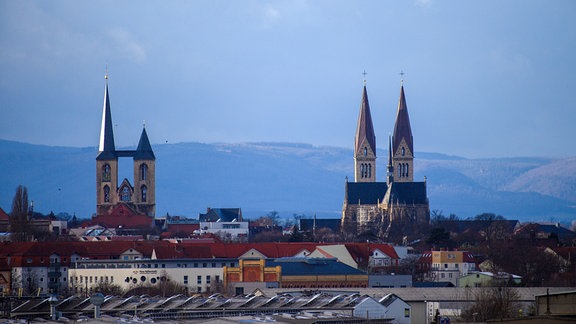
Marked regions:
[200,221,249,239]
[67,259,232,295]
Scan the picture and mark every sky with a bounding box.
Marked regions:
[1,0,575,159]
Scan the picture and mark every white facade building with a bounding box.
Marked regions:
[68,258,237,296]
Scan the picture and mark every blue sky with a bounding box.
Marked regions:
[1,0,575,158]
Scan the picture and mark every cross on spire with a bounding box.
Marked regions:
[362,70,367,85]
[399,70,405,85]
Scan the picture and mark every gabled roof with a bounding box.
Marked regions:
[355,85,376,155]
[134,127,155,160]
[199,208,242,222]
[345,181,388,205]
[392,85,413,155]
[97,79,117,161]
[0,207,8,221]
[90,203,153,228]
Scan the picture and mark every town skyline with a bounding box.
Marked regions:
[1,1,576,159]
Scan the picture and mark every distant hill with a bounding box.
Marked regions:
[0,139,574,223]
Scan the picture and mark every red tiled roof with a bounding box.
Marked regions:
[87,204,153,228]
[0,207,9,221]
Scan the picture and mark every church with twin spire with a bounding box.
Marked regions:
[92,73,156,228]
[341,78,430,242]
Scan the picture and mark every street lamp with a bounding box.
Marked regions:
[48,294,58,321]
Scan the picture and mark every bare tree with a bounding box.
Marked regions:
[9,185,30,242]
[461,286,520,322]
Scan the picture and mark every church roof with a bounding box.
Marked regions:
[384,182,428,205]
[134,127,156,160]
[345,182,388,205]
[355,85,376,155]
[392,85,413,155]
[97,78,117,160]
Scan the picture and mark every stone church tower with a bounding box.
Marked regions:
[96,74,156,219]
[341,79,429,242]
[354,84,377,183]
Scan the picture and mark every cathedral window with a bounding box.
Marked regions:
[102,164,111,182]
[104,185,110,203]
[141,185,147,202]
[401,147,405,156]
[364,147,368,156]
[368,163,371,178]
[121,186,131,202]
[398,164,402,178]
[140,164,148,181]
[406,164,409,177]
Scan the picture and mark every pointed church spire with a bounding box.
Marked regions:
[135,126,156,160]
[387,134,394,184]
[392,84,413,156]
[97,73,116,160]
[355,84,376,155]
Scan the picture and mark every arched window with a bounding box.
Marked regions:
[102,164,111,182]
[103,185,110,203]
[364,147,368,156]
[140,164,147,181]
[406,164,409,177]
[401,147,405,156]
[141,185,147,202]
[360,164,364,178]
[121,186,131,202]
[398,164,402,178]
[368,164,371,178]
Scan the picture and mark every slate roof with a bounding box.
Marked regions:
[96,79,117,160]
[134,127,155,160]
[355,85,376,155]
[266,258,366,276]
[384,181,428,205]
[392,85,413,155]
[199,208,242,222]
[345,181,388,205]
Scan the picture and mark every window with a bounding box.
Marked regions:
[140,163,147,181]
[206,276,211,284]
[183,275,188,285]
[102,164,111,182]
[401,147,405,156]
[444,264,448,268]
[104,185,110,203]
[121,186,130,202]
[364,147,367,156]
[197,276,202,285]
[215,275,220,283]
[141,185,147,202]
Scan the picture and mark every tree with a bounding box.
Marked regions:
[93,281,123,296]
[9,185,30,242]
[461,286,520,321]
